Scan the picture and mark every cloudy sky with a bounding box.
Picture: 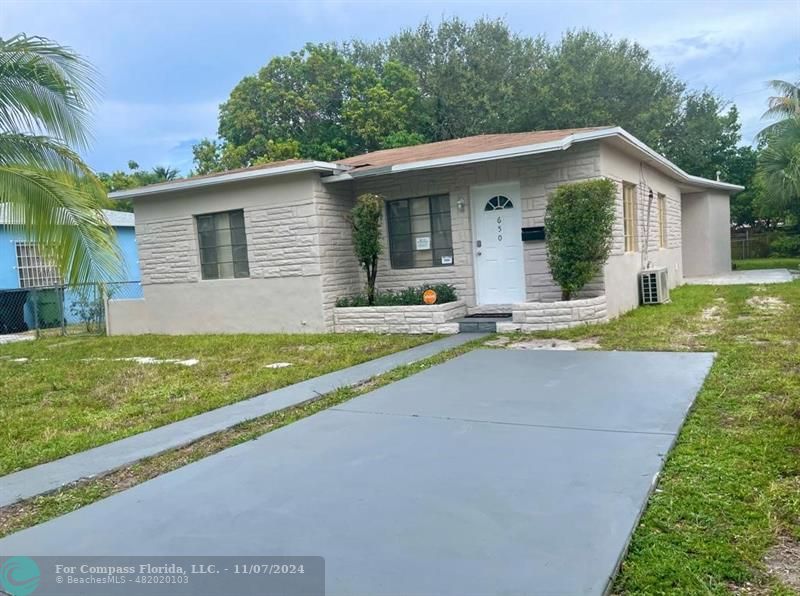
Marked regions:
[2,0,798,175]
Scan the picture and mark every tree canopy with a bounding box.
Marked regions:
[192,17,787,229]
[194,19,732,175]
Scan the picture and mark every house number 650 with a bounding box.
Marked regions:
[497,215,503,242]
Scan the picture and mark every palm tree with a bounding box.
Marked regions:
[151,165,179,181]
[759,116,800,207]
[0,34,121,285]
[760,79,800,137]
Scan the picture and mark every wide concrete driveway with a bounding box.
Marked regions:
[0,349,714,595]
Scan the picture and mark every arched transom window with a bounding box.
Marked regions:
[484,195,514,211]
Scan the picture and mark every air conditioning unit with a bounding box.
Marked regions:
[639,267,670,305]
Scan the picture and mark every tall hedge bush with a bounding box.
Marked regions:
[544,179,616,300]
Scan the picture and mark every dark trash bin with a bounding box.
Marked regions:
[0,289,30,333]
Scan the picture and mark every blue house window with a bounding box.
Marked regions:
[15,242,61,288]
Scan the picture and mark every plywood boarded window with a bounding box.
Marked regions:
[657,193,667,248]
[623,183,638,252]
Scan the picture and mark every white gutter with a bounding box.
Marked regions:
[323,127,744,193]
[109,161,347,200]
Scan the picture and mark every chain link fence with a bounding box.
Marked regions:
[0,281,141,340]
[731,229,800,260]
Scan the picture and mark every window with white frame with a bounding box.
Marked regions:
[623,182,638,252]
[15,242,61,288]
[657,193,667,248]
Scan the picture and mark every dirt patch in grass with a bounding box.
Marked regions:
[697,298,727,336]
[747,296,788,313]
[764,535,800,591]
[505,337,602,350]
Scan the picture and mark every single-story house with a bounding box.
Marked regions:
[0,208,140,332]
[107,126,742,335]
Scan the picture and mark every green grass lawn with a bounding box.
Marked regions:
[510,282,800,593]
[0,333,432,475]
[734,257,800,270]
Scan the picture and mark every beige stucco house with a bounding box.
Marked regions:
[108,126,742,335]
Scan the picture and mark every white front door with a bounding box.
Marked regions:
[472,182,526,304]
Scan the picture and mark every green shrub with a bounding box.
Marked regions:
[349,193,384,305]
[544,179,616,300]
[336,284,457,307]
[769,233,800,257]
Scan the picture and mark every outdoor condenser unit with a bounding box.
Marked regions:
[639,267,670,305]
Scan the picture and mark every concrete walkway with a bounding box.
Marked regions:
[685,268,794,285]
[0,333,481,508]
[0,349,714,595]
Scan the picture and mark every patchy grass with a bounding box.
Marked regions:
[734,257,800,271]
[0,335,486,539]
[0,333,433,475]
[510,282,800,593]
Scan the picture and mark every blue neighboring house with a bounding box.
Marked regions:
[0,208,140,332]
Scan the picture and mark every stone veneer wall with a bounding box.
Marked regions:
[333,300,466,334]
[314,178,363,329]
[496,295,608,332]
[348,142,605,307]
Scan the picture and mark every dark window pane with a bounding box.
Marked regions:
[430,195,450,214]
[391,251,414,269]
[200,247,217,264]
[230,226,247,245]
[387,195,452,269]
[197,215,214,233]
[201,263,219,279]
[389,200,409,219]
[234,261,250,278]
[232,245,248,261]
[197,209,249,279]
[229,210,245,228]
[198,231,215,249]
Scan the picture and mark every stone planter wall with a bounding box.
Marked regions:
[334,300,466,334]
[496,295,608,332]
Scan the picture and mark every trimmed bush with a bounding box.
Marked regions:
[545,179,616,300]
[336,284,457,307]
[349,193,384,305]
[769,233,800,257]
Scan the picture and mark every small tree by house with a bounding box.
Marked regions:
[544,179,616,301]
[349,193,384,305]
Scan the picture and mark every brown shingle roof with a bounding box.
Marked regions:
[337,127,611,172]
[140,158,314,190]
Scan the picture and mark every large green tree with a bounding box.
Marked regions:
[193,17,743,186]
[659,90,741,180]
[0,34,120,284]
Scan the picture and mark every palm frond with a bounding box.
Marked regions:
[758,116,800,202]
[0,165,123,284]
[0,34,99,147]
[0,133,97,178]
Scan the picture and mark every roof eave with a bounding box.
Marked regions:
[109,161,348,200]
[322,127,744,193]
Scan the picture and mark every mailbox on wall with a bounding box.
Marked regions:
[521,226,546,242]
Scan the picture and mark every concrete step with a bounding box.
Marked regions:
[456,316,512,333]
